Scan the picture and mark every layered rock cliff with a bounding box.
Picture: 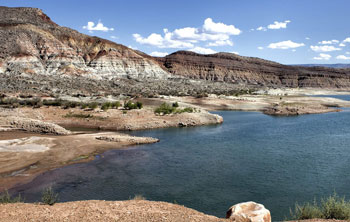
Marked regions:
[1,6,350,93]
[0,7,169,79]
[156,51,350,88]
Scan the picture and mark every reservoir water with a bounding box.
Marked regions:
[12,106,350,221]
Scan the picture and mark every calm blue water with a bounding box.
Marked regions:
[11,109,350,221]
[311,94,350,101]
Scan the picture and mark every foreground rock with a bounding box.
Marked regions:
[226,201,271,222]
[0,200,223,222]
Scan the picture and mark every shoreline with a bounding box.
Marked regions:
[1,89,350,192]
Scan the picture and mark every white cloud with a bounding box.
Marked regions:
[336,55,350,60]
[305,37,310,40]
[83,20,114,32]
[310,45,341,52]
[258,46,264,50]
[318,40,339,45]
[231,51,239,55]
[110,36,118,39]
[189,47,217,54]
[133,33,164,47]
[150,51,169,57]
[203,18,241,35]
[346,52,350,55]
[267,20,291,29]
[313,53,331,60]
[133,18,240,49]
[207,40,233,46]
[339,43,346,47]
[343,37,350,43]
[268,40,305,49]
[256,26,267,31]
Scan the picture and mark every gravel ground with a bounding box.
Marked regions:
[0,200,227,222]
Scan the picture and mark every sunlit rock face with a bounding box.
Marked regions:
[0,7,170,80]
[226,201,271,222]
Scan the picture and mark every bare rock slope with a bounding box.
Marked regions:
[156,51,350,88]
[0,7,169,79]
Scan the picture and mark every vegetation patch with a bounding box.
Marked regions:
[124,101,143,110]
[0,190,24,204]
[155,102,194,115]
[41,186,59,206]
[290,193,350,220]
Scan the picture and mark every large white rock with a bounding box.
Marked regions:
[226,201,271,222]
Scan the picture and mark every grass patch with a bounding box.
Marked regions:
[0,190,24,204]
[290,193,350,220]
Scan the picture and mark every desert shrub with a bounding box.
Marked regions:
[136,101,143,109]
[322,193,350,219]
[41,187,59,206]
[101,102,112,111]
[43,99,63,106]
[172,102,179,108]
[131,194,146,200]
[124,101,142,110]
[62,101,81,109]
[111,101,121,109]
[155,103,194,115]
[155,103,175,114]
[290,193,350,220]
[0,190,24,204]
[88,102,98,110]
[290,200,323,220]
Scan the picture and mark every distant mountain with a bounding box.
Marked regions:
[294,64,350,69]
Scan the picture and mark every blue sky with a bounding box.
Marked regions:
[1,0,350,64]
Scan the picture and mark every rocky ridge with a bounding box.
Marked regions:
[1,6,350,96]
[156,51,350,88]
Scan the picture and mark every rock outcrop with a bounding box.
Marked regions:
[2,117,71,135]
[156,51,350,88]
[0,7,169,80]
[226,201,271,222]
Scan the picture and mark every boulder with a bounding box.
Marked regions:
[226,201,271,222]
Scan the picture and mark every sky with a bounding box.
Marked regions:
[1,0,350,64]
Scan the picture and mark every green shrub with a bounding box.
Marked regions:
[41,187,59,206]
[155,103,175,114]
[172,102,179,108]
[0,190,24,204]
[155,103,194,115]
[111,101,121,109]
[101,102,112,111]
[290,200,323,220]
[88,102,98,110]
[322,193,350,219]
[124,101,142,110]
[290,193,350,220]
[136,101,143,109]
